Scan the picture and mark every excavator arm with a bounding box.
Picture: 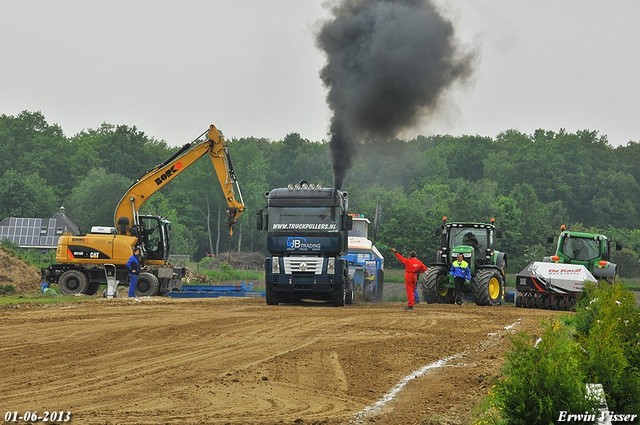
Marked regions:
[114,124,245,237]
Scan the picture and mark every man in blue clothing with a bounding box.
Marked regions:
[449,253,471,305]
[126,247,141,298]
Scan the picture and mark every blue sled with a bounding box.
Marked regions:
[165,282,265,298]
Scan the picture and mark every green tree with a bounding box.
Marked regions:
[64,168,131,231]
[0,111,74,197]
[589,170,639,228]
[575,284,640,412]
[70,123,170,181]
[0,170,58,218]
[494,320,596,425]
[228,137,270,253]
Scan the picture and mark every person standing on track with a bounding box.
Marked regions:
[391,248,427,311]
[450,253,471,305]
[126,247,141,298]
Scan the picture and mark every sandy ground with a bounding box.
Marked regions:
[0,296,564,425]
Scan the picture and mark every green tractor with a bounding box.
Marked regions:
[543,225,620,282]
[422,216,507,306]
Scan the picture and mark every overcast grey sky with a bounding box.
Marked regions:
[2,1,639,147]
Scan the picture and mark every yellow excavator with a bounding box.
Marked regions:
[42,124,245,296]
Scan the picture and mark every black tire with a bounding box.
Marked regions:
[332,281,346,307]
[265,284,279,305]
[85,282,100,295]
[375,269,384,302]
[135,272,159,297]
[472,268,504,306]
[346,280,355,305]
[525,295,534,308]
[557,296,567,311]
[422,265,454,304]
[58,269,89,295]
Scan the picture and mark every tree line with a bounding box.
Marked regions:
[1,111,639,276]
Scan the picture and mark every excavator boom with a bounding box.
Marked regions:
[114,124,245,236]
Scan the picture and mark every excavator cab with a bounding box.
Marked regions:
[137,215,170,263]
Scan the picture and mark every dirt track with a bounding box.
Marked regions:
[0,297,562,425]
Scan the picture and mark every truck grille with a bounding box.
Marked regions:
[283,256,323,275]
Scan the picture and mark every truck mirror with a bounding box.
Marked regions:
[616,242,623,251]
[343,215,353,231]
[496,229,503,238]
[256,210,263,231]
[434,227,441,237]
[546,236,554,244]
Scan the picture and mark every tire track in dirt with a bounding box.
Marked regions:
[330,351,349,392]
[0,298,562,424]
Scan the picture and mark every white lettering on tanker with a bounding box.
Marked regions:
[272,223,337,230]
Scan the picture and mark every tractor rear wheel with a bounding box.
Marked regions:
[58,269,88,295]
[472,268,504,306]
[422,265,454,304]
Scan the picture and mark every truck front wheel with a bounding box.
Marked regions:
[265,285,279,305]
[332,281,346,307]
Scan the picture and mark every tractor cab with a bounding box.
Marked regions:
[437,217,500,271]
[544,225,621,282]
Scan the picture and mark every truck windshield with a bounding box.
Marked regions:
[269,206,339,232]
[349,220,368,238]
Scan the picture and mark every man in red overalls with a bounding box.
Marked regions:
[391,248,428,311]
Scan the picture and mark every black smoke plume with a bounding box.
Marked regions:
[316,0,475,189]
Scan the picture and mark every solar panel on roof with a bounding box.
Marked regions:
[0,214,80,248]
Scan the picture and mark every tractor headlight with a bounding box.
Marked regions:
[271,257,280,274]
[327,257,336,275]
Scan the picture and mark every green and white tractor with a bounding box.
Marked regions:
[515,225,621,310]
